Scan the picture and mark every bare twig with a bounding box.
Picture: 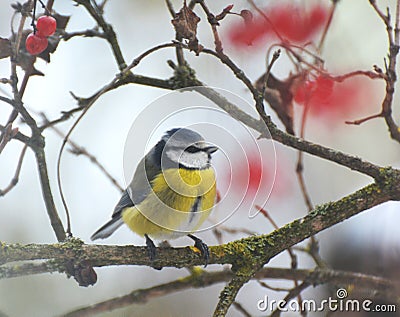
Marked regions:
[125,42,179,71]
[368,0,400,142]
[258,280,290,292]
[197,0,223,53]
[3,0,34,145]
[73,0,127,70]
[0,144,28,196]
[345,112,383,125]
[0,123,15,154]
[296,98,313,212]
[331,69,385,82]
[270,281,311,317]
[62,28,106,41]
[317,1,337,53]
[165,0,176,18]
[35,147,66,241]
[37,112,123,192]
[232,301,252,317]
[165,0,186,67]
[262,49,281,96]
[0,123,31,145]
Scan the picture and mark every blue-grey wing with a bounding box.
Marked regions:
[91,154,159,240]
[112,153,159,215]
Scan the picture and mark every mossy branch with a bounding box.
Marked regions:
[1,179,398,275]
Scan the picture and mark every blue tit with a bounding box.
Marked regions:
[91,128,218,266]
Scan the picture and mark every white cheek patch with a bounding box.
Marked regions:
[165,149,209,169]
[179,151,209,169]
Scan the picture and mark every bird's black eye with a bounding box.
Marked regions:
[185,145,200,153]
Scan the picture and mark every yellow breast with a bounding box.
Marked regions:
[122,168,216,240]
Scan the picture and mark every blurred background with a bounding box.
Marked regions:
[0,0,399,316]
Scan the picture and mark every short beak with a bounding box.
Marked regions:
[204,143,218,154]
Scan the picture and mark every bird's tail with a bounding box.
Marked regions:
[91,214,123,240]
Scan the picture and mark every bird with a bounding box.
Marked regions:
[91,127,218,267]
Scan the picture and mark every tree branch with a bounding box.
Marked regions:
[59,41,387,183]
[1,178,399,270]
[34,147,66,241]
[213,269,255,317]
[57,267,399,316]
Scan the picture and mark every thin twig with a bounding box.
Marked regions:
[270,281,311,317]
[47,122,124,193]
[369,0,390,25]
[197,0,223,53]
[0,123,14,154]
[262,49,281,97]
[35,146,66,241]
[125,42,179,71]
[232,302,252,317]
[368,0,400,142]
[317,1,337,53]
[332,69,385,82]
[164,0,186,67]
[0,144,28,196]
[296,99,313,211]
[62,29,106,41]
[0,123,31,145]
[345,112,383,125]
[258,280,290,292]
[37,110,124,192]
[3,0,34,144]
[165,0,176,18]
[57,82,115,236]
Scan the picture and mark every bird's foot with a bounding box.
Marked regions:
[188,234,209,268]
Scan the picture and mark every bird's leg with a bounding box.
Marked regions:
[144,234,156,260]
[144,234,163,270]
[188,234,209,268]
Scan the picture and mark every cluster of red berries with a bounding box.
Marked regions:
[25,15,57,55]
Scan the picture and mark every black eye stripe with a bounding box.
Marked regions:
[185,145,201,153]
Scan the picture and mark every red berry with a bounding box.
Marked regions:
[294,80,316,104]
[36,16,57,37]
[25,33,48,55]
